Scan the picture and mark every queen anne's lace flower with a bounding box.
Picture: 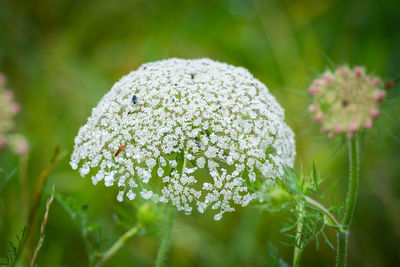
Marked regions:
[0,73,20,148]
[308,66,385,138]
[70,58,295,220]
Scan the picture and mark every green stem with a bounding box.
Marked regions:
[337,231,348,267]
[95,224,141,267]
[304,196,343,232]
[155,205,176,267]
[293,201,305,267]
[336,135,360,267]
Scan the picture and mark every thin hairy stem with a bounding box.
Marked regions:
[304,196,343,232]
[336,135,360,267]
[293,201,305,267]
[155,204,176,267]
[94,224,141,267]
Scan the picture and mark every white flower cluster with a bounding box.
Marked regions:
[70,58,295,220]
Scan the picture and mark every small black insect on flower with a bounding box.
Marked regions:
[132,95,137,104]
[195,140,204,149]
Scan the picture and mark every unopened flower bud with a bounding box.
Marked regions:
[348,123,358,132]
[372,77,380,87]
[374,90,385,103]
[315,113,323,122]
[354,67,362,76]
[370,109,380,118]
[309,86,318,95]
[365,120,373,129]
[308,66,384,138]
[335,124,343,133]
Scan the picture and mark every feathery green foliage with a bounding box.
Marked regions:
[0,227,26,267]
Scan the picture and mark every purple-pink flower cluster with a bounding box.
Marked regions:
[308,66,385,138]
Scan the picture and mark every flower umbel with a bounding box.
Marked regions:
[308,66,385,138]
[70,58,295,220]
[0,73,21,148]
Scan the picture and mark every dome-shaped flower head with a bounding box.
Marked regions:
[70,58,295,220]
[0,73,20,148]
[308,66,385,138]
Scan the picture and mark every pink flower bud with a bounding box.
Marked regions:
[365,120,373,129]
[315,113,323,122]
[328,132,334,139]
[321,126,329,133]
[370,108,380,118]
[348,123,358,132]
[335,124,343,133]
[374,90,385,103]
[309,86,318,95]
[322,75,330,83]
[354,67,362,76]
[372,77,380,87]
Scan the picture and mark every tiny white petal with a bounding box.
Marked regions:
[127,190,136,200]
[214,213,223,221]
[140,190,153,200]
[117,191,124,202]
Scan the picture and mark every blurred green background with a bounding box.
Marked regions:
[1,0,400,266]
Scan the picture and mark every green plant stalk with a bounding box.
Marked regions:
[19,154,29,219]
[304,196,342,231]
[293,201,305,267]
[94,224,141,267]
[336,135,360,267]
[155,204,176,267]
